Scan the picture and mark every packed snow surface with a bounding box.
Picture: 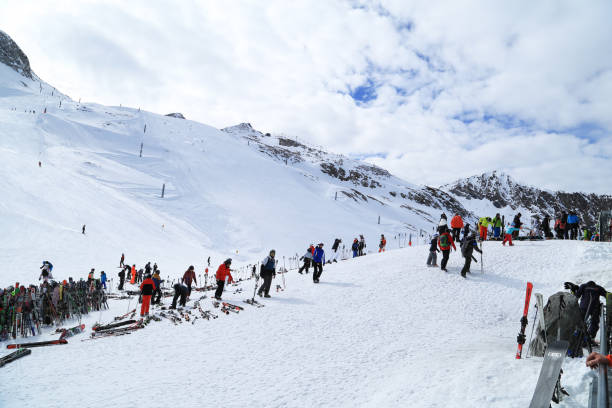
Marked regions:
[1,240,611,407]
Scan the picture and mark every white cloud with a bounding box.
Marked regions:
[1,0,610,193]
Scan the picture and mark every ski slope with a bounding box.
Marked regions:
[1,61,453,285]
[1,239,610,407]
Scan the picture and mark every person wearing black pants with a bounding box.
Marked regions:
[214,259,234,300]
[460,234,481,277]
[118,269,125,290]
[258,250,276,297]
[438,226,456,272]
[298,248,313,274]
[312,243,325,283]
[170,283,188,309]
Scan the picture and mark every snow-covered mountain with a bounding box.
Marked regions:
[441,171,612,227]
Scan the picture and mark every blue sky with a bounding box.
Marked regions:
[1,0,610,193]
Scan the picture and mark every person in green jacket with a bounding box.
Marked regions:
[478,217,492,241]
[491,213,503,240]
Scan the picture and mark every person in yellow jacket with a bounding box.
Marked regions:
[478,217,492,241]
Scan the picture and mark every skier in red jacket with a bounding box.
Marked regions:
[139,274,156,316]
[214,259,234,300]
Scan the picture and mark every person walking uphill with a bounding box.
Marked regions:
[258,250,277,298]
[460,233,481,277]
[438,226,456,272]
[379,235,387,252]
[182,265,197,297]
[313,243,325,283]
[139,273,156,316]
[214,259,234,300]
[450,214,464,243]
[298,247,313,274]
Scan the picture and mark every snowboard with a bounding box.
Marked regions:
[528,340,569,408]
[7,339,68,349]
[516,282,534,359]
[0,348,32,367]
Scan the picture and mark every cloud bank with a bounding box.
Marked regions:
[1,0,610,193]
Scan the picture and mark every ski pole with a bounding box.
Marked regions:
[282,256,286,289]
[480,242,483,273]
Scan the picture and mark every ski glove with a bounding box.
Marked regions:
[564,282,579,294]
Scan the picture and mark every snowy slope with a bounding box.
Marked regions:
[1,240,610,407]
[0,56,470,285]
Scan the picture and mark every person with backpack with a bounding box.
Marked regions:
[426,233,439,267]
[491,213,503,240]
[352,238,359,258]
[214,259,234,300]
[460,233,481,277]
[331,238,342,263]
[298,248,313,274]
[258,250,276,298]
[450,214,464,243]
[151,270,163,305]
[379,235,387,252]
[312,243,325,283]
[438,226,456,272]
[358,235,366,256]
[139,273,156,317]
[503,223,519,246]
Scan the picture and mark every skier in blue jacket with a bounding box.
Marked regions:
[351,239,359,258]
[313,243,325,283]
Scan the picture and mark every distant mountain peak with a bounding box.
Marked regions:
[0,30,33,79]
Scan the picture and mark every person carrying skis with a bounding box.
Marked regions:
[437,226,456,272]
[478,217,491,241]
[352,238,359,258]
[139,273,156,316]
[312,243,325,283]
[182,265,197,297]
[118,268,126,290]
[257,250,276,298]
[460,233,481,277]
[331,238,342,263]
[503,223,519,246]
[170,282,188,309]
[564,281,607,338]
[214,259,234,300]
[100,271,107,289]
[491,213,503,240]
[358,235,366,256]
[450,214,464,243]
[379,235,387,253]
[151,270,163,304]
[298,247,313,274]
[426,233,439,267]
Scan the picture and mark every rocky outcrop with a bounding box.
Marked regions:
[165,113,185,119]
[0,30,33,78]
